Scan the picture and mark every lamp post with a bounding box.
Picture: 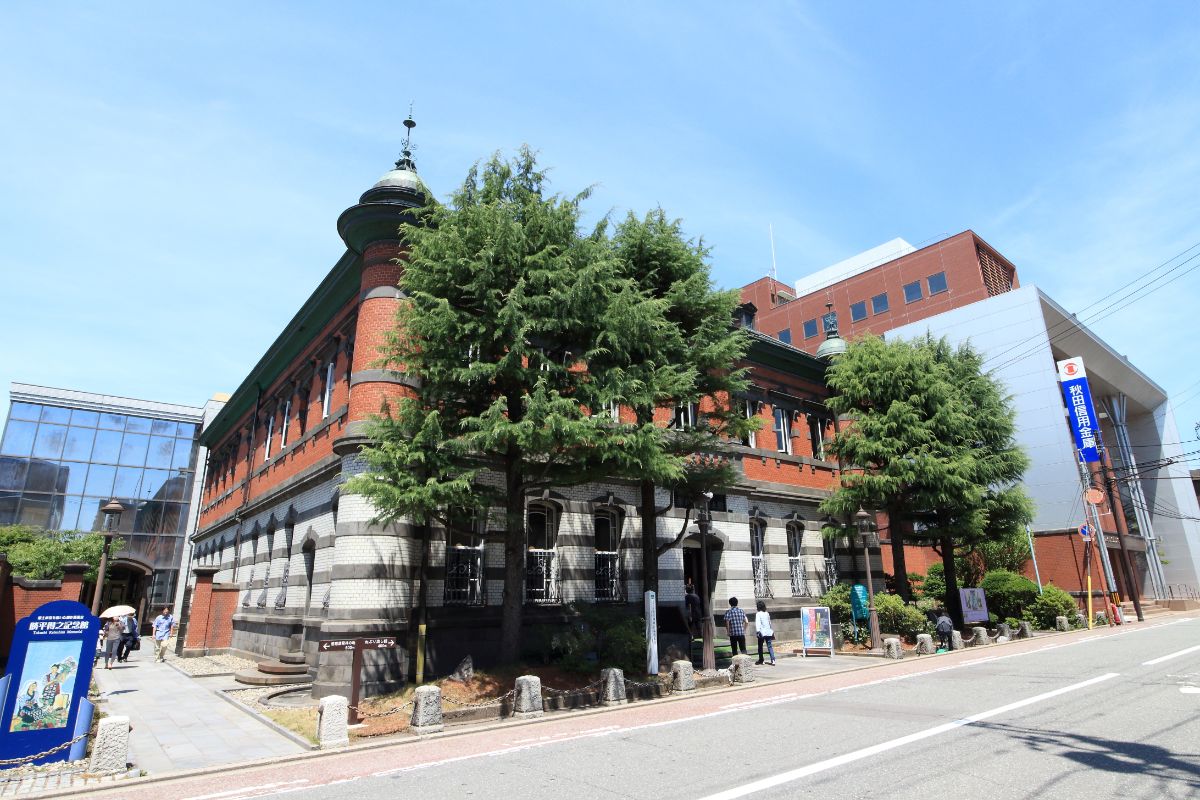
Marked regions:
[90,499,124,616]
[854,508,882,652]
[697,491,717,671]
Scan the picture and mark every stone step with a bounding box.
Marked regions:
[234,668,311,687]
[278,651,307,665]
[257,660,309,676]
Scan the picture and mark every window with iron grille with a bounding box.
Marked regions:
[594,508,622,601]
[787,522,806,597]
[750,519,772,598]
[444,511,485,606]
[526,503,559,603]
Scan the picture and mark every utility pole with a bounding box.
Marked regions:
[1100,451,1144,622]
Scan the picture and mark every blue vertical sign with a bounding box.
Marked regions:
[1057,357,1100,463]
[0,600,100,765]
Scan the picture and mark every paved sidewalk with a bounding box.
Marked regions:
[92,653,304,774]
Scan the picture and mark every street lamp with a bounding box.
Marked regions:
[696,491,717,671]
[854,508,883,652]
[90,499,125,616]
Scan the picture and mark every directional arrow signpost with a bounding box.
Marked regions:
[319,636,398,723]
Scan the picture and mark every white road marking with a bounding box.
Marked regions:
[1181,687,1200,694]
[694,673,1121,800]
[1142,643,1200,666]
[182,780,309,800]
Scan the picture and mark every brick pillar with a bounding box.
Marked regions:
[60,562,88,604]
[336,240,418,453]
[184,566,220,652]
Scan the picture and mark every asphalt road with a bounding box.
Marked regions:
[77,616,1200,800]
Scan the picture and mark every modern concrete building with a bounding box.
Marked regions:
[742,233,1200,603]
[0,384,220,620]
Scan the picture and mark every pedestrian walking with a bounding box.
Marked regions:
[935,610,954,651]
[754,599,776,665]
[151,606,175,662]
[117,612,139,662]
[685,585,703,638]
[101,617,123,669]
[723,597,747,656]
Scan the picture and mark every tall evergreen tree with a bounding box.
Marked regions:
[600,210,755,594]
[819,334,1031,619]
[345,150,667,663]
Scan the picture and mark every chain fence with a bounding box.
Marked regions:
[0,733,89,769]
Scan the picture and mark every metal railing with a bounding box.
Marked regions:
[595,551,621,601]
[752,556,772,598]
[823,557,838,592]
[789,557,807,597]
[445,547,484,606]
[525,549,559,604]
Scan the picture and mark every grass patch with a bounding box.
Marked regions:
[259,706,319,745]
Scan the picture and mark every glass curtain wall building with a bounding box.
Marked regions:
[0,384,206,612]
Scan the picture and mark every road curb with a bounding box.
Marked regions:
[46,614,1185,799]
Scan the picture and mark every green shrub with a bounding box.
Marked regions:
[818,583,852,626]
[922,563,947,602]
[873,594,932,640]
[980,570,1039,621]
[1021,584,1078,629]
[540,603,647,675]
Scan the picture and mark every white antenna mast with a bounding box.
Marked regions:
[768,223,778,282]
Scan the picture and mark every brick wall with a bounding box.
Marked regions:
[1,561,87,666]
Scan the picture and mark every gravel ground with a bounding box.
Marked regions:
[171,653,258,676]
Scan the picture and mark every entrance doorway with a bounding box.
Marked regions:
[682,537,723,604]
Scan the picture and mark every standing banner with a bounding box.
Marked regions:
[959,588,989,624]
[0,600,100,765]
[1056,357,1101,463]
[644,590,658,676]
[800,606,833,657]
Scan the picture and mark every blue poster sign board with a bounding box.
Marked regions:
[0,600,100,765]
[1056,357,1100,463]
[850,585,870,621]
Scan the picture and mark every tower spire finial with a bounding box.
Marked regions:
[396,104,417,170]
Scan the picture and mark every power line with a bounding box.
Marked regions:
[981,241,1200,375]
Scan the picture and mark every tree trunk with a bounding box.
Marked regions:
[887,503,910,601]
[640,478,658,596]
[942,536,963,630]
[407,521,431,683]
[498,455,525,664]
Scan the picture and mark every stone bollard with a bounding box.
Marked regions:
[716,668,732,684]
[883,637,903,659]
[1055,615,1069,632]
[729,655,756,683]
[89,715,130,773]
[970,627,989,646]
[996,635,1010,644]
[997,623,1012,640]
[915,633,935,655]
[950,630,964,651]
[513,675,544,718]
[671,660,696,692]
[317,695,350,749]
[1017,621,1034,639]
[600,668,627,706]
[410,685,444,734]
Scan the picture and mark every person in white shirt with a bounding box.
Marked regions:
[754,600,776,666]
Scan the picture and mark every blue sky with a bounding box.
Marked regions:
[2,3,1198,428]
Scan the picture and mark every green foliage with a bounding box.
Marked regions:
[979,569,1039,621]
[818,583,853,626]
[541,603,647,676]
[873,593,933,640]
[921,563,947,602]
[1021,584,1079,629]
[0,525,120,582]
[819,335,1034,610]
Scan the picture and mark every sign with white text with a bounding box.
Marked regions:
[1056,357,1100,463]
[644,591,658,675]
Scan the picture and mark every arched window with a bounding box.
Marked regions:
[525,502,559,603]
[444,510,484,606]
[302,537,317,613]
[786,522,807,597]
[822,534,838,591]
[594,508,622,601]
[749,518,772,598]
